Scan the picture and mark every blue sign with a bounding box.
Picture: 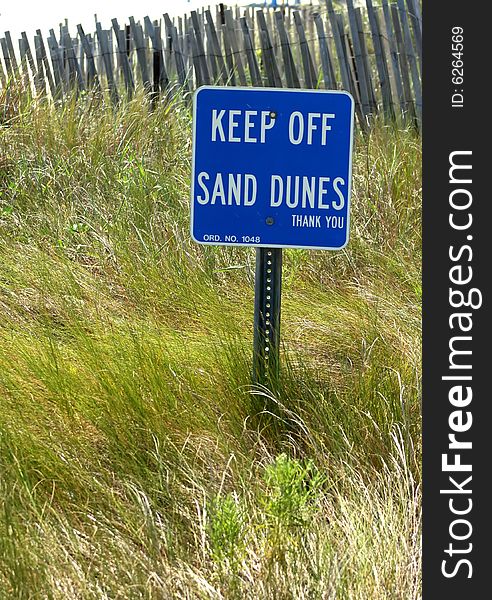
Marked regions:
[191,86,354,250]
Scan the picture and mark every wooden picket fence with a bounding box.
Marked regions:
[0,1,422,132]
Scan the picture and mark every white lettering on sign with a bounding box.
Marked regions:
[195,171,257,206]
[325,215,345,228]
[270,175,346,210]
[307,113,321,145]
[244,174,257,205]
[196,171,210,204]
[291,214,322,227]
[228,110,241,142]
[199,172,346,210]
[318,177,331,209]
[288,112,304,145]
[211,110,226,141]
[332,177,346,210]
[288,112,336,145]
[210,109,277,143]
[260,111,276,142]
[211,173,226,204]
[322,113,335,144]
[289,214,346,229]
[228,173,241,205]
[209,110,337,144]
[244,110,257,143]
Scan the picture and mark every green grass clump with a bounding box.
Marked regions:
[0,89,421,599]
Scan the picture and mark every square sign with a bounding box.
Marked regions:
[191,86,354,250]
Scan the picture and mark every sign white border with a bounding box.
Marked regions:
[190,85,355,251]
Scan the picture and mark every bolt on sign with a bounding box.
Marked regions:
[190,86,355,250]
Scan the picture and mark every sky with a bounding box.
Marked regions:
[0,0,257,40]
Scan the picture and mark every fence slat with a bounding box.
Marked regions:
[0,49,6,86]
[325,1,351,93]
[64,31,85,92]
[339,14,366,130]
[111,19,134,97]
[190,10,211,85]
[78,34,85,81]
[274,10,301,89]
[58,25,69,89]
[397,0,421,124]
[47,31,64,96]
[189,25,204,87]
[221,21,236,85]
[244,7,255,52]
[4,32,18,74]
[381,0,406,116]
[355,7,377,112]
[144,16,169,99]
[163,15,174,79]
[313,12,337,90]
[240,16,262,87]
[205,9,228,84]
[154,22,169,92]
[78,26,101,91]
[224,9,247,86]
[389,2,415,121]
[293,10,317,89]
[205,21,219,82]
[164,13,189,92]
[174,25,190,92]
[95,23,117,102]
[405,0,422,72]
[365,0,394,121]
[20,32,38,85]
[36,30,56,98]
[18,37,28,75]
[345,0,371,117]
[206,26,219,82]
[129,16,151,92]
[34,35,47,95]
[1,38,14,78]
[256,10,282,87]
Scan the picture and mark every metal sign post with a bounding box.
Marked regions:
[253,247,282,385]
[190,86,354,387]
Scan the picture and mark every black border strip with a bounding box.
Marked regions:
[423,1,489,596]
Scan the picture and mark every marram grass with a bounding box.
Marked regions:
[1,89,421,599]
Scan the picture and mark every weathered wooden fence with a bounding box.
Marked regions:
[0,1,422,131]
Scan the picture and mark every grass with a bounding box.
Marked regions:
[0,88,421,599]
